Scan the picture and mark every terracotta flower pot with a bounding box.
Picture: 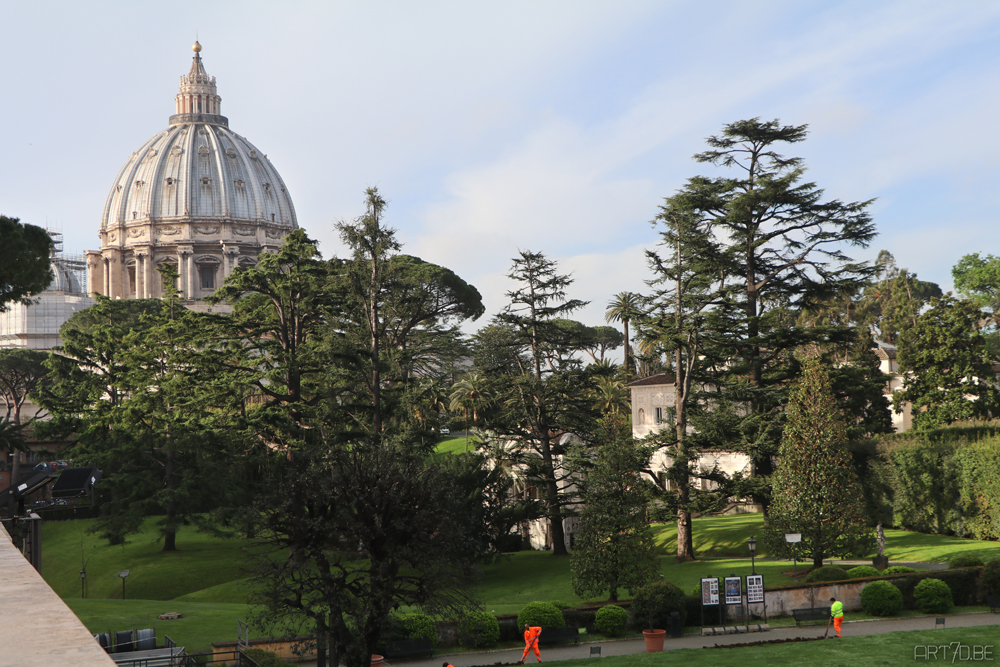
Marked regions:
[371,654,384,667]
[642,628,666,652]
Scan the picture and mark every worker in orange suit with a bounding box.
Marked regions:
[519,624,542,663]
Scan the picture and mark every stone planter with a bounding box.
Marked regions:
[642,629,666,652]
[371,654,384,667]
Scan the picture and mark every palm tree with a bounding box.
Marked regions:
[592,376,629,416]
[605,292,643,379]
[449,372,488,450]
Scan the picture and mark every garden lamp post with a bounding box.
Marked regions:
[748,535,757,575]
[118,570,129,600]
[784,533,801,581]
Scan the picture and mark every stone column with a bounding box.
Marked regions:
[178,246,194,300]
[222,245,241,280]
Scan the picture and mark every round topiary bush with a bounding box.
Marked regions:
[846,565,880,579]
[981,559,1000,598]
[517,601,565,629]
[594,605,628,637]
[805,565,850,583]
[883,566,919,575]
[394,612,437,646]
[914,578,953,614]
[629,580,686,630]
[861,580,904,617]
[948,553,985,568]
[458,611,501,648]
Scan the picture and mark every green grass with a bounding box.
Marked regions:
[66,599,251,652]
[548,626,999,667]
[477,551,798,615]
[434,434,476,457]
[42,514,1000,652]
[42,517,254,600]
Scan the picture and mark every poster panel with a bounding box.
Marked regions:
[724,576,742,605]
[746,575,764,604]
[700,577,719,605]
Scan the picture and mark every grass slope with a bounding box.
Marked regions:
[42,518,252,600]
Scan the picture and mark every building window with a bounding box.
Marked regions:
[200,267,216,290]
[655,407,664,423]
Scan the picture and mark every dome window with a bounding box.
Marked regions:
[249,150,258,160]
[198,145,209,156]
[171,146,183,156]
[263,183,271,193]
[165,177,175,186]
[201,176,212,186]
[235,179,245,188]
[134,180,144,189]
[226,148,237,158]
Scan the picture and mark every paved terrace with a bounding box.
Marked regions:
[0,526,115,667]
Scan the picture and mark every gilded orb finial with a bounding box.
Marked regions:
[193,40,202,53]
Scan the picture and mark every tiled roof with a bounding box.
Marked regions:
[628,372,675,386]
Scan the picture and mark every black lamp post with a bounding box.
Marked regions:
[748,535,757,575]
[118,570,129,600]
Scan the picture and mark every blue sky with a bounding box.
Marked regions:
[2,1,999,331]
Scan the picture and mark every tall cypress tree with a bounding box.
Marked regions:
[763,358,873,568]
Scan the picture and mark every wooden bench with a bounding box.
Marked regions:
[791,607,830,626]
[987,596,1000,613]
[538,627,579,646]
[383,638,434,659]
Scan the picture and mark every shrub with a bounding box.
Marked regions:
[861,580,904,617]
[948,553,985,568]
[549,600,571,610]
[594,605,629,637]
[458,611,500,648]
[914,578,953,614]
[629,580,686,630]
[804,565,850,583]
[242,649,286,667]
[517,602,565,629]
[883,566,919,575]
[847,565,880,578]
[982,559,1000,598]
[394,612,437,646]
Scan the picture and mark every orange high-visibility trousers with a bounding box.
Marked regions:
[833,616,843,637]
[520,639,541,662]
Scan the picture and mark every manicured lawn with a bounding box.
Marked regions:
[41,513,1000,651]
[435,434,476,457]
[42,518,254,600]
[477,551,797,615]
[549,626,999,667]
[66,599,253,652]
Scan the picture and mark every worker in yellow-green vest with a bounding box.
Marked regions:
[830,596,844,637]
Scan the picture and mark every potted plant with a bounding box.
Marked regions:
[631,581,685,652]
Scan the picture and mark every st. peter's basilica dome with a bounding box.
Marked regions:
[87,42,297,302]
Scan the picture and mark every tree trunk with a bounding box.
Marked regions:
[162,449,177,552]
[540,436,568,556]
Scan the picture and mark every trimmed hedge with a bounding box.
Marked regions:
[805,566,850,583]
[982,559,1000,598]
[594,605,628,637]
[861,580,904,616]
[517,602,564,629]
[883,566,918,575]
[458,611,500,648]
[948,553,985,568]
[847,565,880,578]
[394,612,437,646]
[914,578,953,614]
[891,569,979,608]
